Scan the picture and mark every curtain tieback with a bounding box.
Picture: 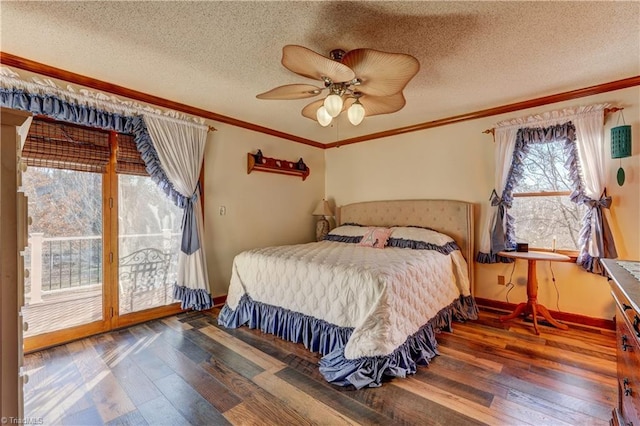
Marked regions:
[582,194,617,261]
[189,187,199,204]
[585,196,612,209]
[490,195,511,209]
[489,193,511,254]
[180,185,201,255]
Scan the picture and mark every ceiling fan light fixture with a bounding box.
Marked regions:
[260,45,420,127]
[324,94,343,118]
[347,100,365,126]
[316,106,332,127]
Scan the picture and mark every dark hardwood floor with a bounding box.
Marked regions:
[23,308,617,425]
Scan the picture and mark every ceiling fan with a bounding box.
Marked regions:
[257,45,420,126]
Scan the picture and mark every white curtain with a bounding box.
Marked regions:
[143,113,211,309]
[478,126,519,260]
[574,109,607,197]
[573,108,617,271]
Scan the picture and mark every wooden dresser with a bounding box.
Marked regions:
[602,259,640,426]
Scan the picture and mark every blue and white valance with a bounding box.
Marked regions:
[0,87,135,133]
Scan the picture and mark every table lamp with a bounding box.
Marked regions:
[312,199,334,241]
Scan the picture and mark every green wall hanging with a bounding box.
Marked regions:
[611,125,632,159]
[611,111,632,186]
[617,167,625,186]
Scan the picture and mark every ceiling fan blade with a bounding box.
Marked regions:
[256,84,323,100]
[301,99,325,120]
[344,92,407,117]
[282,45,355,83]
[341,48,420,97]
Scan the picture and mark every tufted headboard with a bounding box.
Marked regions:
[337,199,475,292]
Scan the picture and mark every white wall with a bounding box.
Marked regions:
[326,87,640,320]
[203,123,325,296]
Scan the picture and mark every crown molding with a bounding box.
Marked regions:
[326,75,640,148]
[2,52,638,150]
[0,51,324,148]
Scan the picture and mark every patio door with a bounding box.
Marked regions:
[21,119,110,349]
[114,134,182,325]
[21,118,185,352]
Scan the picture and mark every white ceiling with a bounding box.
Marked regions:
[1,1,639,144]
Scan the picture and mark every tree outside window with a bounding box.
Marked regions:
[509,139,585,252]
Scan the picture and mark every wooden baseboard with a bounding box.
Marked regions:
[212,294,227,307]
[474,297,615,330]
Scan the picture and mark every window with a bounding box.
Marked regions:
[509,139,585,252]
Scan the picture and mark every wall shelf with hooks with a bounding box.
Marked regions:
[247,150,310,181]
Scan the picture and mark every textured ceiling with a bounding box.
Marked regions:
[1,1,639,144]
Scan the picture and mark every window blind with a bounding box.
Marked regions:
[23,119,111,173]
[116,134,148,176]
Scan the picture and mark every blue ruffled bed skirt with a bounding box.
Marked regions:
[218,293,352,356]
[218,293,478,388]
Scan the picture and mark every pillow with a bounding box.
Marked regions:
[324,225,366,243]
[327,225,367,237]
[389,226,454,246]
[358,227,392,249]
[387,226,459,254]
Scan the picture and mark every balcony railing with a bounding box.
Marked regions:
[26,230,180,304]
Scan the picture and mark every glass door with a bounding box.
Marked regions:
[22,167,105,336]
[21,119,112,350]
[117,174,181,316]
[111,133,183,327]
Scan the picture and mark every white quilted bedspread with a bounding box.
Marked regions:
[225,240,471,359]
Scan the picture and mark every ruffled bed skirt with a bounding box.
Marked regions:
[218,293,478,388]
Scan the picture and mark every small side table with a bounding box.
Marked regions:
[498,250,571,335]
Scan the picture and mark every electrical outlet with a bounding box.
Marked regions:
[219,206,226,216]
[498,275,505,285]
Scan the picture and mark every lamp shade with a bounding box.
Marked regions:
[324,94,343,118]
[316,106,332,127]
[347,101,365,125]
[312,199,334,216]
[611,125,632,158]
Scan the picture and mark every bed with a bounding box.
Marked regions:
[218,199,478,388]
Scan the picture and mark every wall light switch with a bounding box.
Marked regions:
[219,206,226,216]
